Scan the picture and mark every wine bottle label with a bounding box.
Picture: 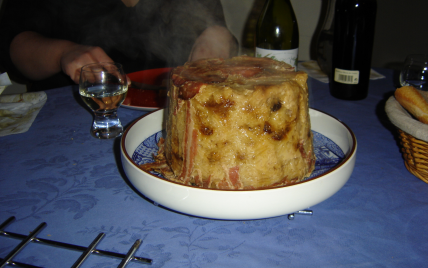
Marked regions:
[334,68,359,84]
[255,47,299,69]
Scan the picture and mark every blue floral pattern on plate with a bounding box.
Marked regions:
[132,130,345,180]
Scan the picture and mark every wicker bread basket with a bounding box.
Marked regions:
[385,91,428,184]
[398,129,428,183]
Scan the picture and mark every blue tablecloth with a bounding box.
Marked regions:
[1,69,427,267]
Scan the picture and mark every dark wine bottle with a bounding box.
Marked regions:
[330,0,377,100]
[255,0,299,69]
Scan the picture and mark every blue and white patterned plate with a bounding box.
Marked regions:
[132,130,345,180]
[122,108,356,219]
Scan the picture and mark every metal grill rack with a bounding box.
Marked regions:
[0,217,152,268]
[0,210,312,267]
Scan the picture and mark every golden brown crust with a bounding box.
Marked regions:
[162,56,315,190]
[395,86,428,124]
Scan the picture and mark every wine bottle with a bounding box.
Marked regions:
[315,0,336,77]
[255,0,299,69]
[330,0,377,100]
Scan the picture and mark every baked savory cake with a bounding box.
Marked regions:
[143,55,315,190]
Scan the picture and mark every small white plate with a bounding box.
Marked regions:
[121,109,357,220]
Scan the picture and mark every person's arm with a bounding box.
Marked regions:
[10,31,113,84]
[187,25,238,62]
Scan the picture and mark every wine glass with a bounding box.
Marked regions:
[399,54,428,90]
[79,62,128,139]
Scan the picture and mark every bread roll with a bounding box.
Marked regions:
[395,86,428,124]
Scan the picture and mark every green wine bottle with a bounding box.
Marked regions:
[255,0,299,69]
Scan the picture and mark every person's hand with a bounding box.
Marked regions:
[188,25,238,62]
[10,32,127,85]
[60,44,114,84]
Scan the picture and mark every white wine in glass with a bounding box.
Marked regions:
[79,62,128,139]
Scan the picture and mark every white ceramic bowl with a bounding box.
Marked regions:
[121,109,357,220]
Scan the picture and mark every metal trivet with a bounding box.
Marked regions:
[0,217,152,268]
[287,209,313,220]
